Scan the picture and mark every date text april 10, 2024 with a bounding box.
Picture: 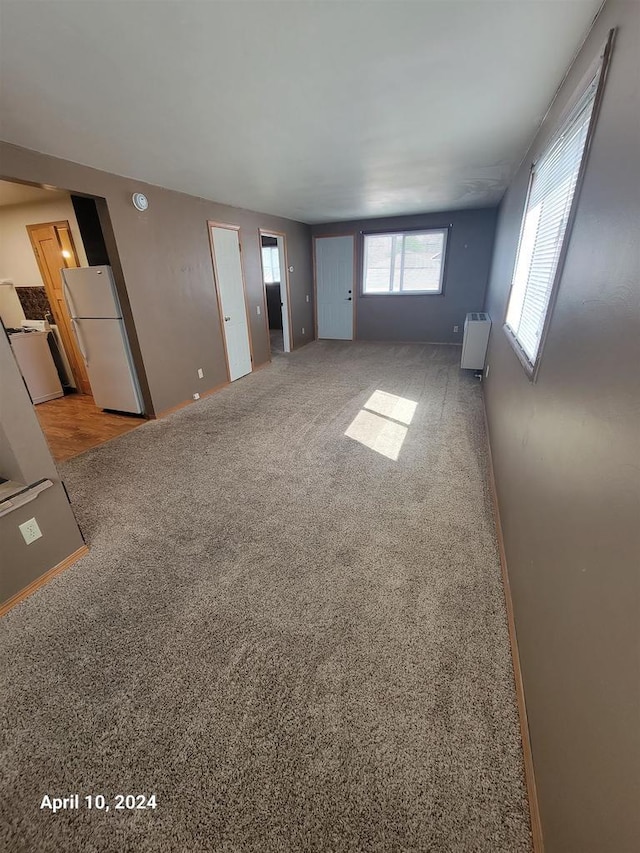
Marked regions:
[40,794,157,813]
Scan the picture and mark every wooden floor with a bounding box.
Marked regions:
[35,393,145,463]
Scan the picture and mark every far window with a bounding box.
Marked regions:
[505,65,603,374]
[261,246,281,283]
[363,229,447,295]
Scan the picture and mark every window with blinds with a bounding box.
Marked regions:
[505,68,602,373]
[261,246,281,284]
[363,229,447,295]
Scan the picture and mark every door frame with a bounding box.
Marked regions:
[312,233,357,341]
[0,176,152,415]
[206,220,254,381]
[26,219,92,394]
[258,228,294,357]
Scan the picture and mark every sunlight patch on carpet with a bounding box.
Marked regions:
[345,390,417,460]
[363,390,417,426]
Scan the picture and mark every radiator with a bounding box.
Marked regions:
[461,312,491,370]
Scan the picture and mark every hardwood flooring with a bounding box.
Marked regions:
[35,393,145,463]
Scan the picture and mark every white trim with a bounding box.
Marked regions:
[260,232,292,354]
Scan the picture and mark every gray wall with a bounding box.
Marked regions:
[0,143,314,417]
[0,142,314,607]
[312,208,497,343]
[0,329,85,603]
[483,2,639,851]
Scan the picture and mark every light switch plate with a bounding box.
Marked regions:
[197,368,204,379]
[19,517,42,545]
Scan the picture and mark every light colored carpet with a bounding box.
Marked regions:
[270,328,284,354]
[0,341,531,852]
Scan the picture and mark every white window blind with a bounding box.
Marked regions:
[363,229,447,294]
[505,71,601,369]
[261,246,281,284]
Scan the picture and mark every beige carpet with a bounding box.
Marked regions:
[270,328,284,354]
[0,341,531,852]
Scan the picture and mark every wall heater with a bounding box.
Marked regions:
[461,312,491,370]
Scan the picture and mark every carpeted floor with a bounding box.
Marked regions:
[0,341,531,852]
[270,328,284,354]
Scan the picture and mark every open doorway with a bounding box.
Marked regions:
[259,230,292,355]
[0,179,146,463]
[26,220,92,394]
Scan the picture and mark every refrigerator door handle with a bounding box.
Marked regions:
[71,318,89,365]
[63,279,78,319]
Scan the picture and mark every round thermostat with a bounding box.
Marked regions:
[132,192,149,211]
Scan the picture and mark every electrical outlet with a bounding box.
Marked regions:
[453,325,459,333]
[19,517,42,545]
[302,327,305,335]
[256,305,261,315]
[193,392,200,401]
[197,368,204,379]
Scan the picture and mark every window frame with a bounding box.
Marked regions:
[503,30,615,380]
[360,226,450,297]
[261,244,281,284]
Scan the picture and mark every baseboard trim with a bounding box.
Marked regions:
[156,381,230,419]
[316,338,463,347]
[482,396,544,853]
[0,544,89,618]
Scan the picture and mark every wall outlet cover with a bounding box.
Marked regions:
[302,327,305,335]
[197,368,204,379]
[453,325,459,333]
[19,517,42,545]
[256,305,261,315]
[193,392,200,400]
[306,295,310,303]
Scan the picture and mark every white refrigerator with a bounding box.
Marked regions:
[61,265,144,414]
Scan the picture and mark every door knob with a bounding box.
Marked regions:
[224,316,231,321]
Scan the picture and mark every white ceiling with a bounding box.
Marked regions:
[0,1,602,224]
[0,180,66,208]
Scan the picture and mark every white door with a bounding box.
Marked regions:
[211,226,252,381]
[315,236,354,340]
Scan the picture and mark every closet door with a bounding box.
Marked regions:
[210,225,252,381]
